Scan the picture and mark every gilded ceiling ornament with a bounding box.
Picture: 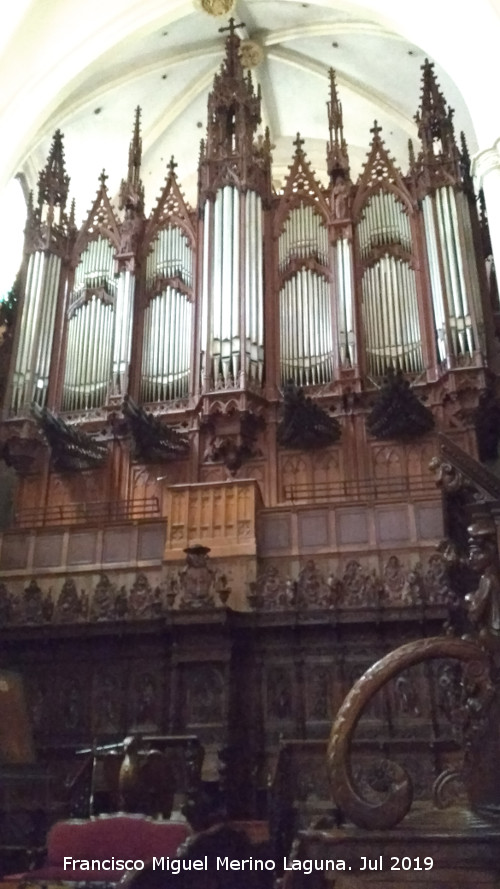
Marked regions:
[197,0,236,16]
[239,39,264,68]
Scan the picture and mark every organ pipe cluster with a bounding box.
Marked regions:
[143,224,194,402]
[11,252,61,412]
[359,192,422,376]
[62,237,117,411]
[201,187,264,390]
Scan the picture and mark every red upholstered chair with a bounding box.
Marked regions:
[2,814,190,885]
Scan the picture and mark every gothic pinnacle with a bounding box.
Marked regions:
[327,69,350,181]
[415,58,460,186]
[37,129,70,210]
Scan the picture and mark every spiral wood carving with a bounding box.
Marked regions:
[327,636,488,829]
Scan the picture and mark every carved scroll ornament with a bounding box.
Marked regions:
[327,636,490,829]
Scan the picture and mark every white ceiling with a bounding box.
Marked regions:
[2,0,486,222]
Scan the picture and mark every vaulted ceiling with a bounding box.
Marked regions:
[1,0,499,222]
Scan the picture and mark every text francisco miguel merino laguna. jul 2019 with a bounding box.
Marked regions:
[63,855,435,875]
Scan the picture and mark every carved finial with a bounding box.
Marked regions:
[460,131,470,166]
[119,107,144,212]
[370,120,382,138]
[129,107,142,178]
[218,17,245,37]
[478,188,492,257]
[218,18,245,76]
[99,169,108,187]
[328,69,342,133]
[408,138,416,171]
[327,68,350,181]
[264,125,272,155]
[168,156,178,177]
[293,132,305,155]
[68,198,76,229]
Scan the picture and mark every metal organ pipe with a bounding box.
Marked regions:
[456,191,484,354]
[11,250,61,412]
[336,238,355,368]
[201,203,211,386]
[113,269,134,395]
[32,254,60,406]
[422,196,447,362]
[232,187,240,383]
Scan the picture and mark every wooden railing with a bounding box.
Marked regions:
[13,496,161,529]
[283,474,437,504]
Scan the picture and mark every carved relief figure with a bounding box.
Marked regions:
[61,679,83,732]
[342,560,382,607]
[256,564,287,609]
[91,574,116,620]
[179,545,215,608]
[332,176,349,219]
[134,673,158,729]
[466,520,500,636]
[55,578,81,623]
[267,667,293,719]
[296,560,329,608]
[383,556,406,602]
[0,583,13,625]
[128,573,154,619]
[94,673,121,734]
[187,666,224,723]
[23,579,44,623]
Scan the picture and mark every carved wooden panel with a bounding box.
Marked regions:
[280,453,309,499]
[91,669,124,736]
[164,479,261,559]
[128,665,164,733]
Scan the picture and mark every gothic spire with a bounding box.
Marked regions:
[37,129,69,212]
[326,69,350,181]
[119,106,144,212]
[199,17,270,198]
[414,59,461,189]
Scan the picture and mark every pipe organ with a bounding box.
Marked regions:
[62,237,116,411]
[2,39,497,834]
[6,45,493,435]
